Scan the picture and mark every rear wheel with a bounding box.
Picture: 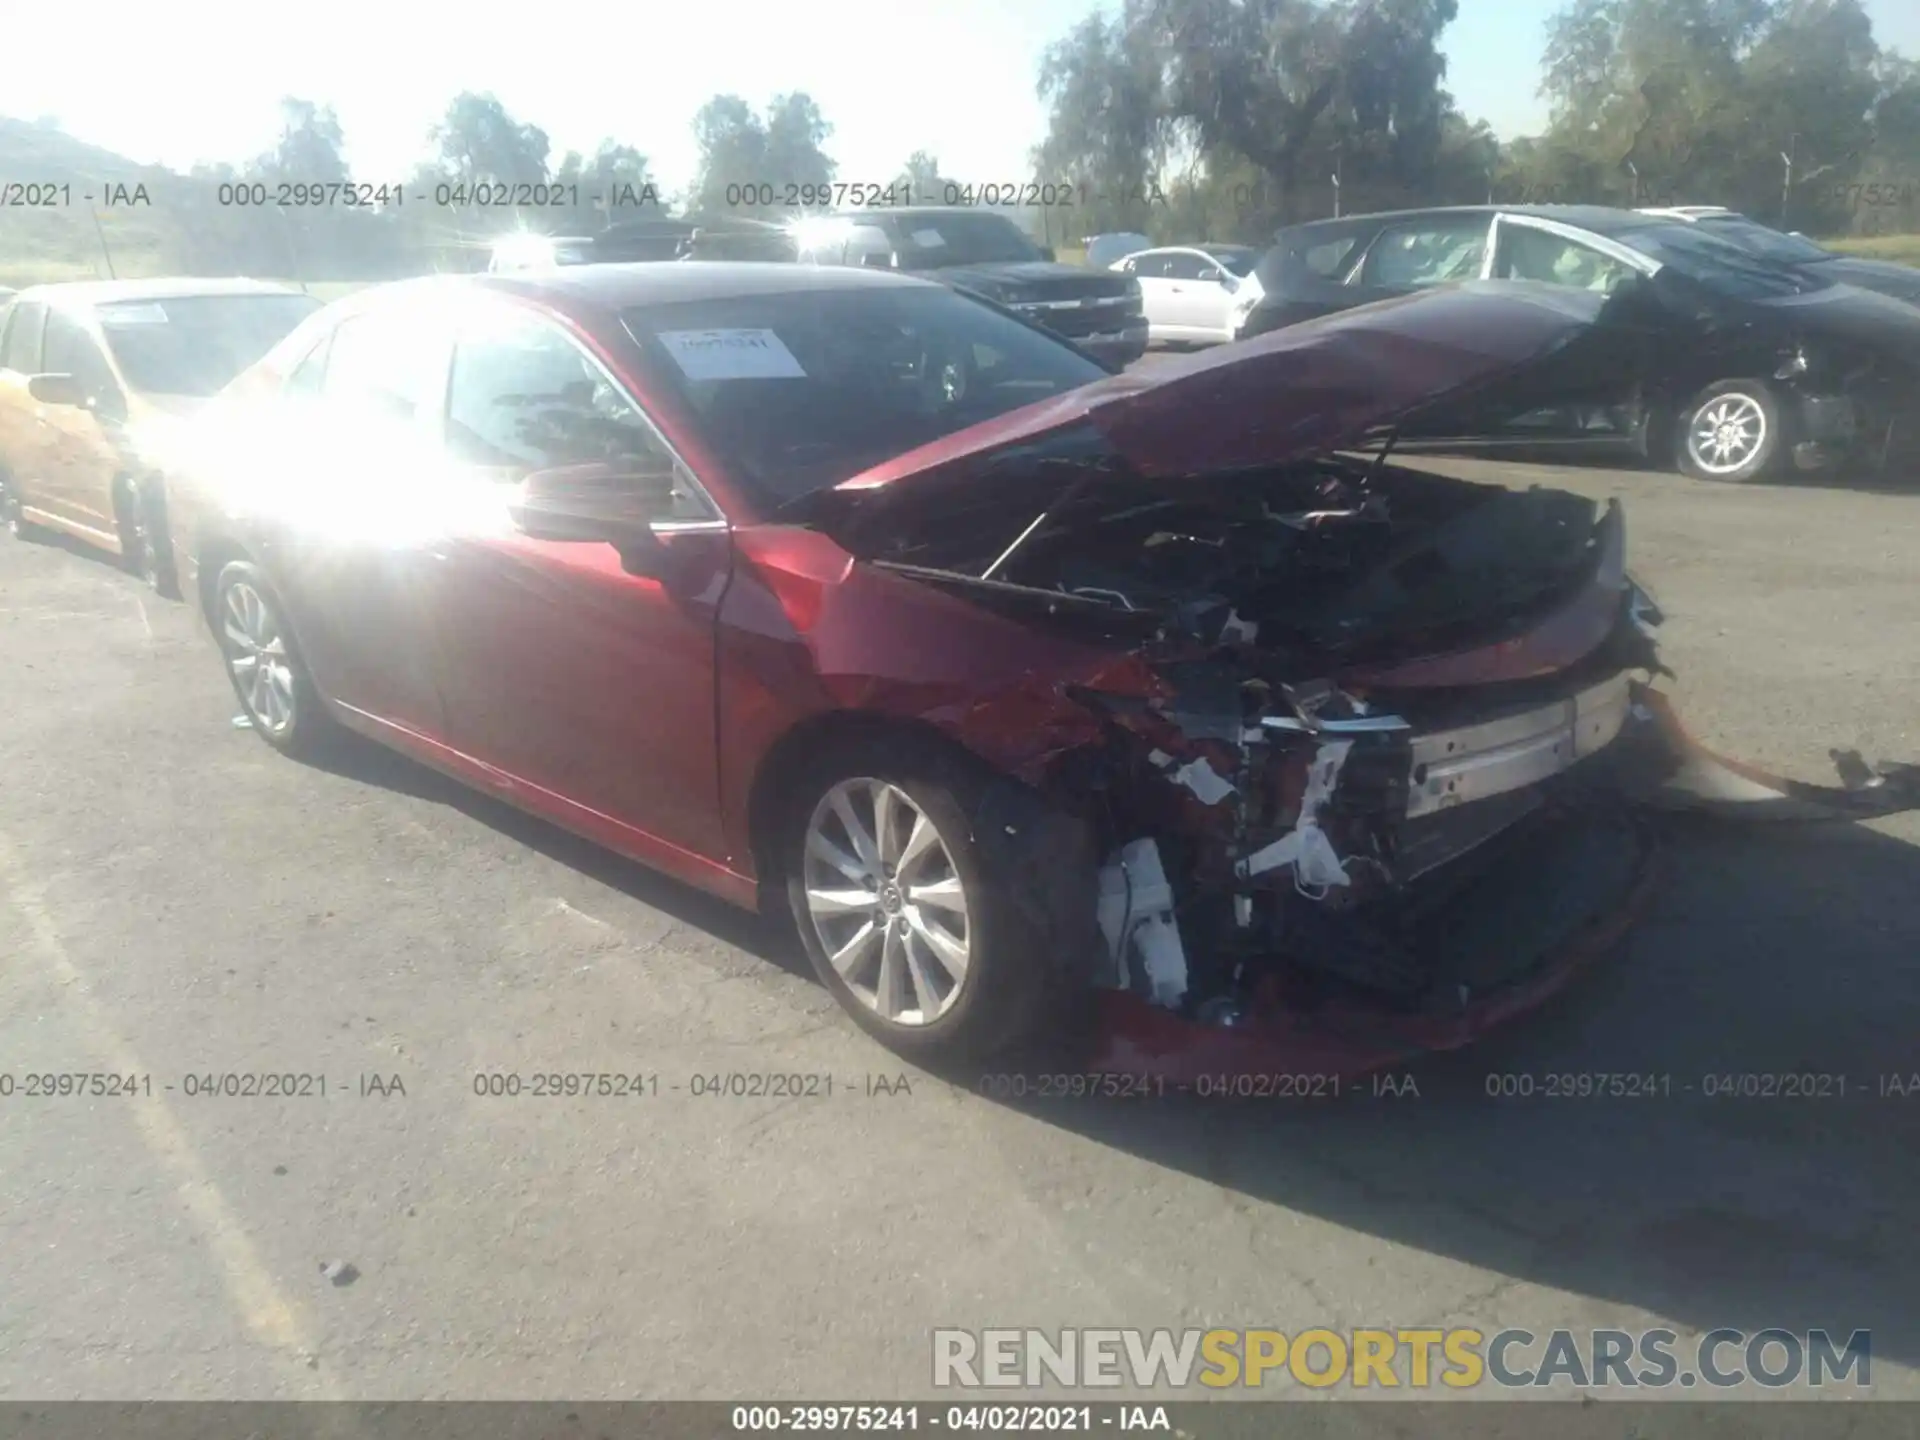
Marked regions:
[213,560,335,759]
[783,737,1064,1066]
[1,474,46,541]
[1675,380,1783,482]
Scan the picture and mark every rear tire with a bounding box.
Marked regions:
[212,560,336,760]
[1675,380,1783,482]
[782,735,1066,1066]
[1,474,46,541]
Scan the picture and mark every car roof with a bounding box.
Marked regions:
[12,276,307,309]
[1278,204,1663,240]
[1636,206,1735,220]
[456,260,942,309]
[825,207,1019,223]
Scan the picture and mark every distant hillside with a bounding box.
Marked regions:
[0,117,186,283]
[0,118,505,286]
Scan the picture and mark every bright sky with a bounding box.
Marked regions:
[11,0,1920,196]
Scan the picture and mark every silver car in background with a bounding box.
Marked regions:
[1109,244,1259,345]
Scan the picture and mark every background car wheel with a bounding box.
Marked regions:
[783,736,1064,1067]
[213,560,335,759]
[1,474,46,541]
[117,476,179,598]
[1675,380,1783,482]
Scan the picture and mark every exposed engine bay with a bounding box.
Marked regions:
[846,451,1914,1033]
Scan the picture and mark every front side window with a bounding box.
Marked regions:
[322,308,448,424]
[447,307,713,522]
[1493,226,1641,293]
[1163,253,1218,282]
[42,310,124,414]
[97,293,322,396]
[1358,220,1491,287]
[621,283,1108,510]
[2,301,46,373]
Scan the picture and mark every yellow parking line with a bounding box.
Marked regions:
[0,833,344,1400]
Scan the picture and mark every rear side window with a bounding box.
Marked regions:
[1358,221,1490,287]
[2,301,46,373]
[1162,253,1215,281]
[1301,238,1358,278]
[1255,234,1359,293]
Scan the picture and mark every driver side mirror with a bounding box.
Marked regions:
[508,462,676,577]
[29,373,88,408]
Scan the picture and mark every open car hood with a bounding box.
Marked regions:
[829,281,1619,524]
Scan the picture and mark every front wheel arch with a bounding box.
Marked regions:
[745,711,984,913]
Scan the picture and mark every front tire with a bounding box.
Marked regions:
[213,560,335,759]
[117,476,179,597]
[783,737,1062,1066]
[1675,380,1783,482]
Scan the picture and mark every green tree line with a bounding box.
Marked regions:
[2,0,1917,283]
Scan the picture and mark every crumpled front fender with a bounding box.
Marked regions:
[1614,685,1920,823]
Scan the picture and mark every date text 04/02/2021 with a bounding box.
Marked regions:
[727,1404,1169,1432]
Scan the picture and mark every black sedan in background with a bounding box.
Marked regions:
[1240,205,1920,483]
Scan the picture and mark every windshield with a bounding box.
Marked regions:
[622,285,1106,510]
[1620,223,1833,300]
[99,293,324,396]
[894,213,1047,268]
[1692,215,1833,266]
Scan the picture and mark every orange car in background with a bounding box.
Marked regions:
[0,278,319,593]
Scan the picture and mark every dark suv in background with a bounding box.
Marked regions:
[794,208,1148,368]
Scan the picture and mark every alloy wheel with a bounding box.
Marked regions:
[801,777,972,1026]
[1687,393,1767,476]
[220,580,297,736]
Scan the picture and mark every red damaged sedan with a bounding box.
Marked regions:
[167,264,1920,1077]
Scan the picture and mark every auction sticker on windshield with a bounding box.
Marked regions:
[99,303,170,326]
[657,328,807,380]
